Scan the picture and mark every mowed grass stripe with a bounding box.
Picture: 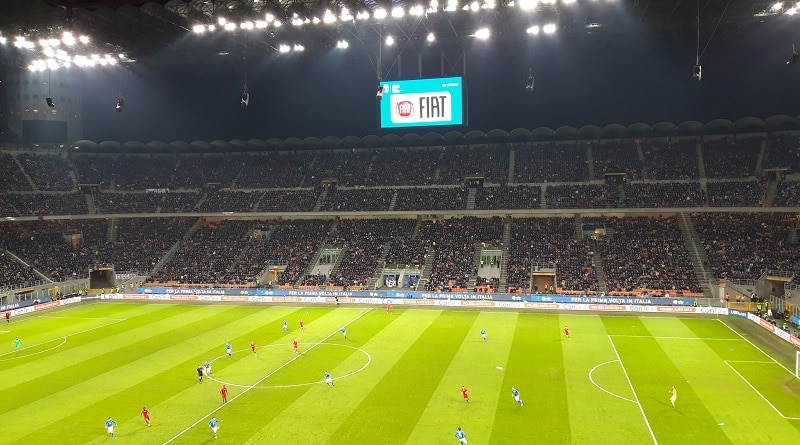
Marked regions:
[20,306,306,443]
[560,314,653,445]
[155,307,370,444]
[603,317,732,445]
[240,309,419,444]
[328,310,478,445]
[491,313,570,444]
[0,304,191,400]
[7,304,276,444]
[406,312,519,444]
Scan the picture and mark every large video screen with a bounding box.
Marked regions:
[379,76,465,129]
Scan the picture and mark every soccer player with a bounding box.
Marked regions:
[225,342,232,357]
[5,311,9,323]
[299,319,305,331]
[480,329,487,341]
[13,337,21,354]
[293,338,299,354]
[669,386,677,409]
[387,301,392,314]
[282,319,288,332]
[454,427,468,444]
[341,327,347,339]
[197,365,204,383]
[512,387,523,406]
[105,417,118,438]
[325,371,334,386]
[208,417,222,439]
[461,385,470,404]
[563,325,571,340]
[250,341,257,356]
[204,360,213,376]
[220,385,228,404]
[141,407,151,426]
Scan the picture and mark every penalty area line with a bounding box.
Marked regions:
[162,308,373,445]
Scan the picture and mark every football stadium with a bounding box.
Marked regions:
[1,0,800,444]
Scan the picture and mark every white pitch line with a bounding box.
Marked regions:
[724,360,800,420]
[162,308,373,445]
[0,318,126,360]
[38,315,126,321]
[608,335,659,445]
[610,334,743,341]
[716,319,797,377]
[588,360,637,403]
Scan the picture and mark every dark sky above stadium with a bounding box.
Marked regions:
[78,18,800,143]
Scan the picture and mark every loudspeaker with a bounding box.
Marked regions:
[45,97,55,107]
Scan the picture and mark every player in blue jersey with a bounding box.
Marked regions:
[225,342,232,357]
[454,427,468,444]
[282,319,288,332]
[325,371,334,386]
[340,327,347,339]
[208,417,222,439]
[511,387,523,406]
[105,417,118,438]
[204,360,213,376]
[480,329,487,341]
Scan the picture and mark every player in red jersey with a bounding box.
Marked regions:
[293,338,299,354]
[250,341,257,356]
[387,301,392,314]
[5,311,9,323]
[299,319,305,331]
[141,407,151,426]
[461,385,470,404]
[564,326,571,339]
[220,385,228,404]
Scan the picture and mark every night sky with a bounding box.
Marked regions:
[78,16,800,143]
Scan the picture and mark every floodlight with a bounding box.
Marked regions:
[61,32,75,46]
[410,5,425,16]
[386,35,395,46]
[115,98,124,111]
[357,11,370,20]
[470,2,480,11]
[562,0,576,4]
[692,64,702,81]
[323,10,336,23]
[293,44,305,52]
[788,44,799,66]
[392,6,405,17]
[312,17,321,24]
[207,25,216,32]
[427,32,436,42]
[519,0,538,11]
[374,8,387,19]
[79,35,90,44]
[376,86,384,100]
[255,20,268,29]
[218,17,227,25]
[337,40,349,49]
[0,36,6,45]
[46,97,55,107]
[224,23,237,31]
[475,28,490,40]
[445,0,458,11]
[266,13,274,21]
[279,44,290,53]
[772,2,783,11]
[527,25,540,35]
[543,23,557,34]
[192,24,206,33]
[291,15,305,26]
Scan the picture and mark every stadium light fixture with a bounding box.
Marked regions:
[356,11,370,20]
[562,0,576,4]
[291,14,304,26]
[483,0,496,9]
[475,28,490,40]
[192,24,206,33]
[692,64,702,81]
[445,0,458,12]
[519,0,538,11]
[78,35,90,44]
[772,2,784,11]
[470,2,480,11]
[46,97,55,107]
[527,25,540,35]
[115,98,125,111]
[340,8,353,21]
[0,35,6,45]
[385,35,395,46]
[427,32,436,42]
[279,44,291,53]
[543,23,557,34]
[337,40,349,49]
[410,5,425,16]
[323,10,337,24]
[374,8,388,19]
[392,6,405,18]
[293,44,305,52]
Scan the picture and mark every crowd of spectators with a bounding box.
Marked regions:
[763,134,800,171]
[474,185,541,210]
[320,187,395,212]
[95,218,192,274]
[773,180,800,207]
[366,149,440,186]
[258,220,333,286]
[691,213,799,280]
[393,187,467,211]
[170,156,242,189]
[596,217,701,294]
[420,217,504,291]
[0,252,39,288]
[17,154,74,191]
[384,235,429,267]
[234,153,310,188]
[514,142,590,183]
[623,182,705,208]
[3,193,88,216]
[506,218,597,294]
[706,181,764,207]
[304,151,373,187]
[0,153,33,191]
[702,137,760,178]
[198,190,263,212]
[438,144,509,184]
[95,192,161,214]
[545,185,619,209]
[641,140,698,180]
[73,156,177,190]
[592,142,643,179]
[259,189,319,212]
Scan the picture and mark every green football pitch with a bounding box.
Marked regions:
[1,302,799,445]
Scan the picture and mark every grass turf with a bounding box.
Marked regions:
[0,302,798,444]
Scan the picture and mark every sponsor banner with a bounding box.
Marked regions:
[758,318,775,330]
[524,303,559,310]
[249,296,273,303]
[791,336,800,348]
[589,304,627,311]
[272,297,303,303]
[59,297,81,306]
[325,297,356,304]
[729,309,748,318]
[496,301,523,309]
[697,307,728,315]
[221,296,249,302]
[33,301,60,311]
[0,301,29,312]
[656,306,697,313]
[169,295,198,301]
[122,294,149,300]
[461,301,496,307]
[148,294,171,301]
[404,299,437,305]
[198,295,222,302]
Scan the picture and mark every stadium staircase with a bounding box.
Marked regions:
[574,214,583,239]
[763,179,779,207]
[193,192,208,210]
[592,246,607,295]
[696,142,707,180]
[540,185,547,209]
[148,217,203,277]
[587,145,596,181]
[297,221,336,287]
[14,155,38,191]
[507,146,516,184]
[388,190,398,211]
[84,188,97,214]
[755,139,766,175]
[677,213,715,299]
[466,188,476,210]
[313,187,329,212]
[468,242,483,290]
[497,217,512,292]
[366,241,392,290]
[636,143,648,180]
[106,218,119,243]
[323,243,348,289]
[415,246,437,291]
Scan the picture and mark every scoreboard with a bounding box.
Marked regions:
[379,76,465,129]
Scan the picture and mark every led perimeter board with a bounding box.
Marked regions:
[379,76,465,129]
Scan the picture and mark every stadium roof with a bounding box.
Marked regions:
[0,0,793,68]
